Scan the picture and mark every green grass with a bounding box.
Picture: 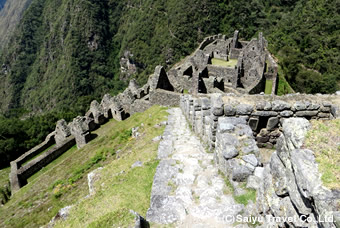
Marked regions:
[305,119,340,190]
[219,171,256,206]
[264,80,273,94]
[211,58,238,68]
[234,188,257,206]
[277,65,295,95]
[0,106,169,228]
[0,167,11,205]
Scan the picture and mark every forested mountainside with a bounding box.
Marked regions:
[0,0,339,167]
[0,0,32,50]
[0,0,339,115]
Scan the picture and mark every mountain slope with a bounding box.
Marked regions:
[0,0,339,115]
[0,106,168,228]
[0,0,32,50]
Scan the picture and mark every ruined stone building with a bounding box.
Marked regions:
[11,31,338,193]
[157,30,278,96]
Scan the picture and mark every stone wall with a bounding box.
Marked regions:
[207,65,237,87]
[10,136,76,193]
[15,132,55,168]
[256,119,339,227]
[150,89,181,107]
[180,94,340,227]
[9,65,183,193]
[181,93,338,149]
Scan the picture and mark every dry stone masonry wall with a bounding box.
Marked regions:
[180,93,340,227]
[181,93,339,150]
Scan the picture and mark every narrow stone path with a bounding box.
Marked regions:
[147,108,244,227]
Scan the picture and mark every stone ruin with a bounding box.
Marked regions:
[160,31,278,95]
[8,30,340,206]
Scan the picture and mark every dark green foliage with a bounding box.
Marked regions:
[218,0,339,94]
[0,110,78,168]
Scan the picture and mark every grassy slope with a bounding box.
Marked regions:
[305,119,340,190]
[0,106,168,228]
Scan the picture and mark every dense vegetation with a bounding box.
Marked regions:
[0,111,78,168]
[0,0,339,166]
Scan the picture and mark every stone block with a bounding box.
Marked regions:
[295,111,318,117]
[235,104,253,115]
[242,154,258,167]
[232,165,253,182]
[222,145,239,159]
[331,105,339,118]
[267,117,279,130]
[319,106,330,112]
[279,110,293,117]
[217,122,234,133]
[322,101,332,107]
[246,175,260,190]
[201,97,211,110]
[256,100,271,111]
[272,100,291,111]
[306,103,320,110]
[293,101,307,111]
[211,94,224,116]
[256,136,269,143]
[248,117,259,131]
[317,112,330,118]
[193,99,202,111]
[202,110,210,117]
[270,152,288,196]
[224,104,236,116]
[252,111,278,117]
